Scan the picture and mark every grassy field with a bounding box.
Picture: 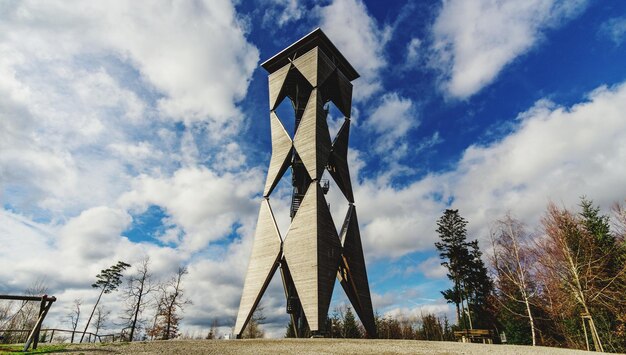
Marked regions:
[0,344,68,354]
[1,339,601,355]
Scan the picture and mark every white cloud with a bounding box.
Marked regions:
[599,16,626,46]
[58,206,132,261]
[119,167,262,253]
[5,76,624,339]
[449,81,626,244]
[0,64,141,215]
[108,141,165,171]
[371,284,453,319]
[416,257,448,279]
[365,92,418,159]
[262,0,303,28]
[0,0,267,336]
[384,302,452,319]
[1,0,258,125]
[0,208,178,294]
[351,80,626,261]
[215,142,247,171]
[430,0,588,98]
[355,174,446,259]
[0,211,58,292]
[415,131,443,155]
[405,37,422,67]
[0,207,255,334]
[316,0,391,100]
[0,0,260,217]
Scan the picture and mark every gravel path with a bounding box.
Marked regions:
[50,339,602,355]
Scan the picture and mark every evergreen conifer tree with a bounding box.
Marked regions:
[435,209,470,325]
[435,209,493,329]
[80,261,130,343]
[342,306,362,338]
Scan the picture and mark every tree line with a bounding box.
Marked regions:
[0,280,49,344]
[435,198,626,352]
[4,197,624,350]
[78,258,191,342]
[274,197,626,352]
[1,258,191,343]
[279,304,455,341]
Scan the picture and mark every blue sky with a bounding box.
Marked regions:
[1,0,626,338]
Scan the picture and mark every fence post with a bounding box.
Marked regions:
[32,297,46,349]
[23,297,55,351]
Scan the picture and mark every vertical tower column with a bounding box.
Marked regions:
[235,28,376,338]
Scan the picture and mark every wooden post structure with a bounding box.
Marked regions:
[234,28,377,338]
[0,294,56,351]
[32,297,46,349]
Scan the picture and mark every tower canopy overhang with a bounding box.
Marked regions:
[261,28,360,81]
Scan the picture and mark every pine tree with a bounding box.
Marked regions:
[284,317,296,338]
[342,306,362,338]
[580,197,613,249]
[207,319,218,339]
[81,261,130,343]
[466,240,493,328]
[435,209,471,326]
[435,209,493,330]
[578,198,626,351]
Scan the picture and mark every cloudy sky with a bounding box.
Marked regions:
[1,0,626,338]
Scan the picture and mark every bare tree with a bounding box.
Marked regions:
[612,200,626,238]
[535,203,626,351]
[0,300,13,329]
[152,266,191,340]
[66,298,82,343]
[92,305,110,338]
[147,294,166,341]
[206,318,218,339]
[490,214,538,346]
[0,280,48,344]
[243,305,265,339]
[121,257,155,341]
[22,280,49,331]
[81,261,130,343]
[0,300,16,343]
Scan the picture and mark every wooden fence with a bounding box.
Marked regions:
[0,294,56,351]
[0,328,122,344]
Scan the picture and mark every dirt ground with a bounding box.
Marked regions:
[47,339,602,355]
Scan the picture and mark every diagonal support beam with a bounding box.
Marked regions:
[283,182,341,332]
[268,63,292,110]
[337,205,377,337]
[327,119,354,203]
[264,112,293,197]
[234,199,283,337]
[320,68,353,118]
[291,47,336,89]
[293,88,332,181]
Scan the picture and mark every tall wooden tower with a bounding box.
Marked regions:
[234,28,376,338]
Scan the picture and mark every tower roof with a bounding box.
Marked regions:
[261,28,360,81]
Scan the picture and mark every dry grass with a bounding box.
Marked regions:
[42,339,601,355]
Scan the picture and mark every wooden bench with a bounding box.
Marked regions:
[454,329,494,344]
